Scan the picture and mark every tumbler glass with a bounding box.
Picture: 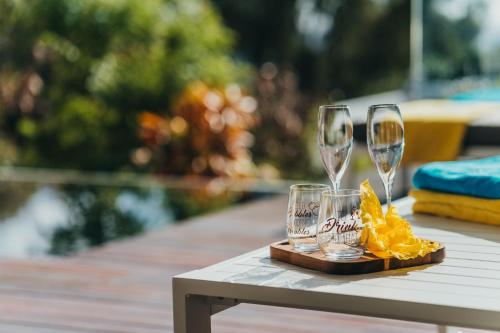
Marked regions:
[287,184,330,252]
[317,189,364,260]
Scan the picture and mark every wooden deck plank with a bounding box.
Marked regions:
[0,195,463,332]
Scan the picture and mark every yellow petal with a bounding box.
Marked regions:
[360,180,440,260]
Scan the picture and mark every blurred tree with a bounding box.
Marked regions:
[423,0,483,79]
[214,0,484,97]
[251,62,314,179]
[323,0,410,97]
[213,0,411,98]
[210,0,298,65]
[0,0,248,171]
[0,0,485,183]
[212,0,412,179]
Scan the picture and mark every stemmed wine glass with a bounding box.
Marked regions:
[367,104,405,208]
[318,105,353,192]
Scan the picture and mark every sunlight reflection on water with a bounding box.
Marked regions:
[0,184,173,258]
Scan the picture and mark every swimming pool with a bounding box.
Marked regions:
[0,168,282,257]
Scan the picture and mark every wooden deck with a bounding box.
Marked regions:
[0,195,478,332]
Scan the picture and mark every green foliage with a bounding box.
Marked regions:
[423,1,483,79]
[322,0,411,98]
[0,0,248,170]
[213,0,411,99]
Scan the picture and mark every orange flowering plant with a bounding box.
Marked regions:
[137,81,258,179]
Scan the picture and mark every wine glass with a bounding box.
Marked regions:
[318,105,353,192]
[367,104,405,207]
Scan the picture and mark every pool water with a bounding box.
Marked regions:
[0,179,271,258]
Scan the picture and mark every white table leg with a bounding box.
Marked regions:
[437,325,447,333]
[186,295,211,333]
[439,327,468,333]
[174,294,211,333]
[173,282,211,333]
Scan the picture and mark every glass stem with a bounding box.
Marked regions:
[332,180,340,193]
[331,179,340,217]
[384,177,393,208]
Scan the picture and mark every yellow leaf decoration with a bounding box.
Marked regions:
[360,180,440,260]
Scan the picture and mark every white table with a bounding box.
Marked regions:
[173,197,500,333]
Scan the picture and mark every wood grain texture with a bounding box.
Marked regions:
[270,241,445,275]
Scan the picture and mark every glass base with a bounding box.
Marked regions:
[323,247,363,261]
[292,243,319,253]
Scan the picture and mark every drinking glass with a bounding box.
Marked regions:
[318,105,353,192]
[367,104,404,208]
[287,184,330,252]
[317,189,364,260]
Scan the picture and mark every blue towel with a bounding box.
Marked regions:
[452,88,500,101]
[413,156,500,199]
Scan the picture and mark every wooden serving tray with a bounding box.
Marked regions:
[270,241,445,275]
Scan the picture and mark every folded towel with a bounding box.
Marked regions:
[413,155,500,199]
[452,88,500,101]
[410,189,500,226]
[400,100,497,164]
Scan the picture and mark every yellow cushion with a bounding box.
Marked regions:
[401,100,496,164]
